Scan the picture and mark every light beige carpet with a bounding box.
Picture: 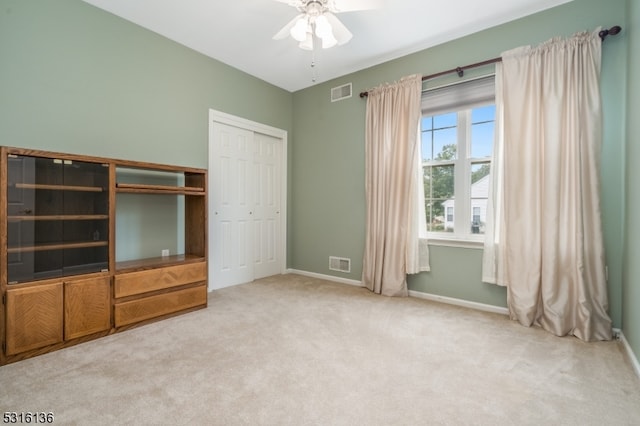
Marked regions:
[1,274,639,425]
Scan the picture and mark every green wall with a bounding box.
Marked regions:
[0,0,293,263]
[291,0,629,326]
[0,0,292,167]
[623,0,640,365]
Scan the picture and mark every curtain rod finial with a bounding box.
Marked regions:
[599,25,622,41]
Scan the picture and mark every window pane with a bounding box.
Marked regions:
[471,105,495,158]
[471,105,495,122]
[422,114,457,161]
[421,129,433,161]
[424,165,454,232]
[434,112,456,129]
[434,113,457,161]
[471,162,490,184]
[433,128,457,160]
[470,163,490,234]
[421,116,433,132]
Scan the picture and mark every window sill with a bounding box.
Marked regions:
[426,236,484,249]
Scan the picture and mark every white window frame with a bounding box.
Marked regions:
[421,76,495,247]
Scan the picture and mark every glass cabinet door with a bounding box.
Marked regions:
[6,155,109,283]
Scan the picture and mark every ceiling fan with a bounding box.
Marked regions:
[272,0,381,50]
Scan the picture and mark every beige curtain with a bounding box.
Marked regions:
[362,74,428,296]
[482,29,612,341]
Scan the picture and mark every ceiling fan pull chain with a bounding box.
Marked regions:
[311,47,318,82]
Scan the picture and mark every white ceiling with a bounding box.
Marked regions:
[82,0,571,92]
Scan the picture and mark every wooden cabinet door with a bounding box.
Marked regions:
[5,282,63,355]
[64,276,111,340]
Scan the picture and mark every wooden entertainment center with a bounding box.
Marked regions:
[0,146,208,365]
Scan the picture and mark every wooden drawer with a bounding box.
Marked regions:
[114,284,207,327]
[114,262,206,298]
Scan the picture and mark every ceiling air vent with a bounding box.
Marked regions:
[329,256,351,273]
[331,83,352,102]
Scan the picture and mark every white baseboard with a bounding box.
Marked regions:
[286,269,364,287]
[285,269,508,315]
[408,290,510,316]
[614,328,640,379]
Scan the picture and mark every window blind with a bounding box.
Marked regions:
[421,75,495,116]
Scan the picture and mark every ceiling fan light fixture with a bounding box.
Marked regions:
[290,16,309,42]
[321,32,337,49]
[299,32,314,50]
[275,0,378,51]
[314,14,332,38]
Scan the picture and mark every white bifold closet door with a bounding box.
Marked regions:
[210,121,283,289]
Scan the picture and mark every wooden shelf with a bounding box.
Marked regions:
[8,215,109,221]
[116,182,204,195]
[7,241,108,253]
[13,183,104,192]
[116,254,205,273]
[2,146,207,366]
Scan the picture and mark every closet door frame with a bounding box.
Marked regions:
[208,109,288,290]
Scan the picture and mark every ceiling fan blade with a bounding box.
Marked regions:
[273,14,305,40]
[328,0,383,13]
[324,12,352,45]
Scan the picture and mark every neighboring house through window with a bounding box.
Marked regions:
[421,76,495,242]
[443,174,489,233]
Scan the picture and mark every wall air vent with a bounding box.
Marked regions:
[329,256,351,273]
[331,83,352,102]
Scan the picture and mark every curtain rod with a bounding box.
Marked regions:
[359,25,622,99]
